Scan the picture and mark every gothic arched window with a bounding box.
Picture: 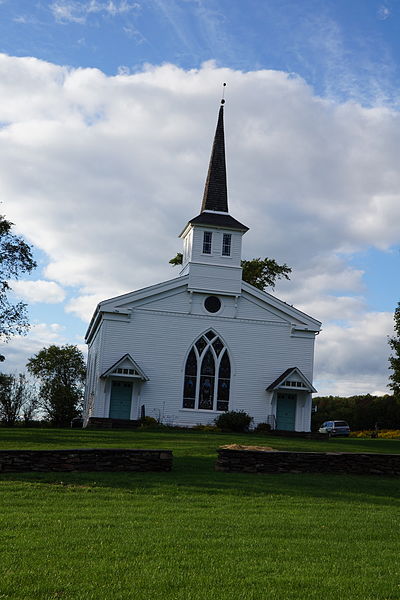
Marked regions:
[183,331,231,411]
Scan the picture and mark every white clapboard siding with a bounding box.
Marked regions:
[190,293,236,318]
[90,302,318,427]
[236,294,288,322]
[188,262,242,294]
[138,289,190,313]
[83,322,104,420]
[189,227,243,268]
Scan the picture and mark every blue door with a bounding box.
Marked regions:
[276,393,297,431]
[109,381,133,419]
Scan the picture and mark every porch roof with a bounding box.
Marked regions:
[266,367,317,393]
[101,354,149,381]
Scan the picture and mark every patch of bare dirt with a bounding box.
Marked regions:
[220,444,275,451]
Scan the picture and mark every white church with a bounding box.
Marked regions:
[83,100,321,431]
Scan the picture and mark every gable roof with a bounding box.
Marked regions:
[106,276,319,329]
[266,367,317,393]
[241,281,322,331]
[86,276,321,344]
[85,275,189,343]
[101,354,149,380]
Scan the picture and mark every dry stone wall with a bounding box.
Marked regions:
[86,417,141,429]
[216,448,400,476]
[0,449,172,473]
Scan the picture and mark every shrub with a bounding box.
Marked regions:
[140,416,158,427]
[192,424,221,432]
[350,429,400,439]
[214,411,253,433]
[349,430,373,438]
[254,422,271,434]
[378,429,400,439]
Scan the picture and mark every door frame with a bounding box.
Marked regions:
[107,378,139,420]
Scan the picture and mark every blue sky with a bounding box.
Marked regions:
[1,0,399,395]
[2,0,400,102]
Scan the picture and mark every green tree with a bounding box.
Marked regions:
[312,394,400,431]
[240,258,291,291]
[169,254,291,291]
[388,302,400,398]
[27,345,86,427]
[169,253,183,267]
[0,215,37,361]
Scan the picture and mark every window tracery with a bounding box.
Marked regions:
[183,330,231,411]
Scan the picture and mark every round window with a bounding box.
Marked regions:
[204,296,221,313]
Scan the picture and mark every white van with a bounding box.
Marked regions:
[318,420,350,436]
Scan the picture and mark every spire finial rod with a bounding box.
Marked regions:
[221,82,226,105]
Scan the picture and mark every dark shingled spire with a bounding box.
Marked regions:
[180,96,249,235]
[201,103,228,213]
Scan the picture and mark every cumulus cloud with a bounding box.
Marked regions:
[2,323,68,373]
[315,312,394,395]
[0,54,398,394]
[65,293,112,321]
[11,280,66,304]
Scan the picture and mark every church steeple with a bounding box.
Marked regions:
[201,103,228,213]
[183,97,248,233]
[179,96,248,296]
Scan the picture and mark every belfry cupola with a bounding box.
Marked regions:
[179,94,249,296]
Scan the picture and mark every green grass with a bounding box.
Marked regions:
[0,428,399,600]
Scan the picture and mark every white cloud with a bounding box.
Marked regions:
[11,280,66,304]
[65,293,112,321]
[315,312,394,395]
[297,296,366,324]
[1,323,68,373]
[377,6,391,20]
[50,2,86,23]
[0,55,399,395]
[50,0,140,24]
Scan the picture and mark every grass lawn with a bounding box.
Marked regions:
[0,428,399,600]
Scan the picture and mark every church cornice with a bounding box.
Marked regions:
[183,211,248,234]
[133,306,292,327]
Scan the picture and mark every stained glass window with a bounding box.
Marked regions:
[218,351,230,379]
[212,337,224,356]
[183,334,230,412]
[201,349,215,376]
[199,350,214,409]
[217,352,230,411]
[199,376,214,409]
[183,349,197,409]
[195,337,207,354]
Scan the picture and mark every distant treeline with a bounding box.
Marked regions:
[312,394,400,431]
